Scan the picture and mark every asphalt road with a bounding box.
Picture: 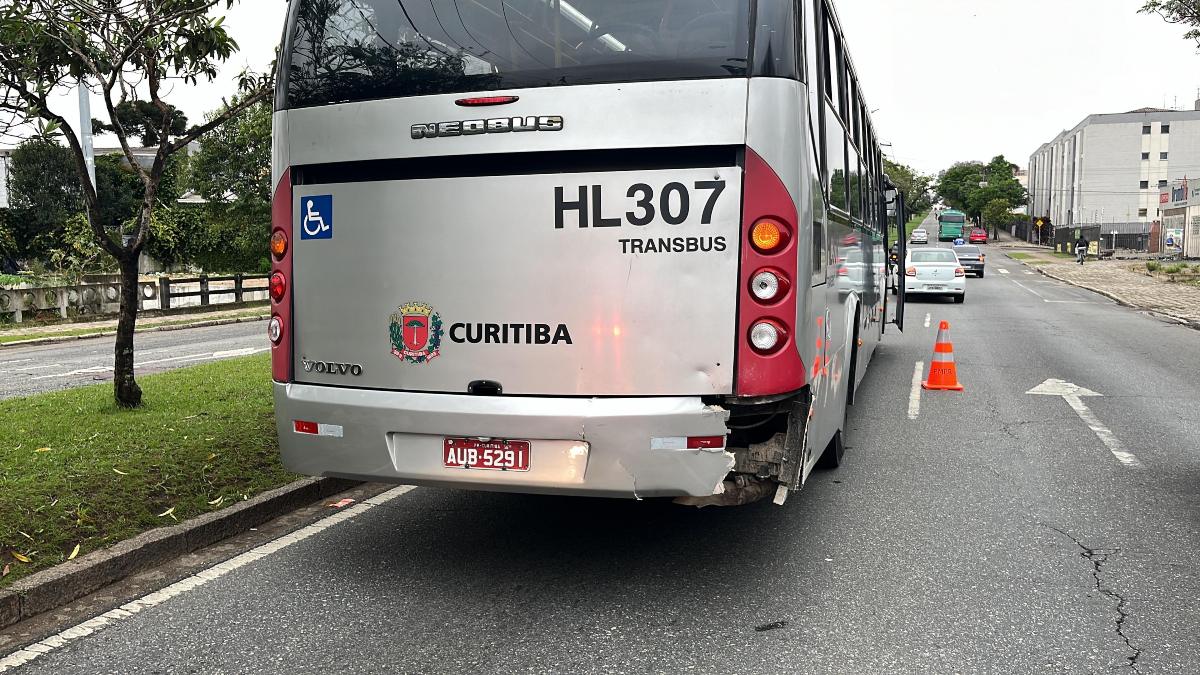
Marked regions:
[0,322,267,400]
[4,245,1200,673]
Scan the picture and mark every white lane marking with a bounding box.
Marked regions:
[0,486,417,672]
[1012,280,1045,299]
[1012,280,1092,304]
[908,361,924,420]
[1026,379,1143,469]
[212,347,264,359]
[997,268,1010,275]
[0,359,34,366]
[138,353,217,367]
[11,363,63,372]
[1023,270,1034,275]
[29,366,111,381]
[923,313,931,328]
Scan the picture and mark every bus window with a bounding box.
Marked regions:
[823,19,841,116]
[282,0,752,109]
[847,145,861,220]
[824,103,847,212]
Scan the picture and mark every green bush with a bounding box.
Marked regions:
[1146,261,1161,272]
[1164,263,1185,274]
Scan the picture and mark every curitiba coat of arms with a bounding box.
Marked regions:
[389,302,444,364]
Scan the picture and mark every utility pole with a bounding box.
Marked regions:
[78,80,96,191]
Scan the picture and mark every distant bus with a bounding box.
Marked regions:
[938,210,967,242]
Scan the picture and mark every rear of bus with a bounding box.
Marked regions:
[270,0,817,499]
[937,210,966,242]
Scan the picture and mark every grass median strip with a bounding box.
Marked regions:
[0,353,295,587]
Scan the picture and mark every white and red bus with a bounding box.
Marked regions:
[268,0,903,506]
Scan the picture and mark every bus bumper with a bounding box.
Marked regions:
[274,383,735,499]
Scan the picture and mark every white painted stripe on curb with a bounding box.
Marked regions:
[0,485,416,672]
[908,361,924,420]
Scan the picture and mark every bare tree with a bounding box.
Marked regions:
[0,0,273,407]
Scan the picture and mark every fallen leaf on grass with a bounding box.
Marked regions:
[113,468,128,475]
[206,453,217,461]
[67,544,80,560]
[156,506,175,518]
[17,531,33,541]
[207,496,224,506]
[34,447,51,453]
[11,551,31,563]
[1,564,9,577]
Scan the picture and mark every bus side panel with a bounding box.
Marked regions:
[746,77,853,467]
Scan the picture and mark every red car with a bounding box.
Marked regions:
[968,228,988,244]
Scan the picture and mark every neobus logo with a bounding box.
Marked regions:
[411,116,564,140]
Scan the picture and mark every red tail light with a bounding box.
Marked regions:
[955,267,966,277]
[905,267,917,277]
[271,170,293,383]
[269,272,287,303]
[737,148,804,397]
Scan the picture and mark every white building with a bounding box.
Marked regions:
[1028,104,1200,230]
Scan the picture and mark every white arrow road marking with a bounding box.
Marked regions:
[908,361,924,420]
[1027,379,1143,468]
[0,486,417,672]
[997,268,1010,274]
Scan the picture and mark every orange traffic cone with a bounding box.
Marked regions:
[922,321,964,391]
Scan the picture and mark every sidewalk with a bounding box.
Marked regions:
[0,304,270,346]
[1005,250,1200,326]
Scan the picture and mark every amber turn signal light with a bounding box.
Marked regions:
[751,219,789,253]
[270,229,288,260]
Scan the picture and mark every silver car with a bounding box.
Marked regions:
[910,228,929,245]
[904,248,966,303]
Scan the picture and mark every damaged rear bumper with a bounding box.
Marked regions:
[274,383,734,499]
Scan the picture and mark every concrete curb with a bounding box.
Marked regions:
[0,476,358,630]
[1006,254,1200,331]
[0,314,269,349]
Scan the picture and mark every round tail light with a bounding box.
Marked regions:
[750,269,790,303]
[270,272,287,303]
[749,320,787,354]
[750,219,790,253]
[270,229,288,260]
[268,315,283,344]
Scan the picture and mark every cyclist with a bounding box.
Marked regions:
[1074,235,1088,265]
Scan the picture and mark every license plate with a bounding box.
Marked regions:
[926,285,944,290]
[443,438,531,472]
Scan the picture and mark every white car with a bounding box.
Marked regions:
[904,248,966,303]
[910,228,929,245]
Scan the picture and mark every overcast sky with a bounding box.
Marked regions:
[23,0,1200,178]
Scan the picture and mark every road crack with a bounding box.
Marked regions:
[1045,525,1142,672]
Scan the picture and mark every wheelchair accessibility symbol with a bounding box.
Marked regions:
[301,195,333,240]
